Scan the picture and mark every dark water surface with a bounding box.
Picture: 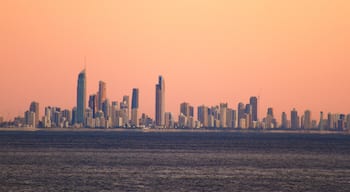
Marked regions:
[0,130,349,191]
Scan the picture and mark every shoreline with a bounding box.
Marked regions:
[0,127,349,135]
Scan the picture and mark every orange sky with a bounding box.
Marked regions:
[1,0,349,121]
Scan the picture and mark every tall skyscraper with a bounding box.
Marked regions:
[319,111,324,130]
[303,110,312,129]
[198,105,208,127]
[155,76,165,127]
[76,69,86,125]
[98,81,107,111]
[25,110,35,127]
[121,95,130,126]
[131,88,139,127]
[237,102,245,128]
[291,108,299,129]
[281,112,288,129]
[267,107,274,117]
[250,96,258,122]
[220,103,228,128]
[29,101,39,127]
[180,102,191,118]
[88,94,98,118]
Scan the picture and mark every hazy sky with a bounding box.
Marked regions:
[1,0,349,121]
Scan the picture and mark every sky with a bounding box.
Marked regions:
[1,0,349,122]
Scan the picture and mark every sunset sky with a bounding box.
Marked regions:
[1,0,349,121]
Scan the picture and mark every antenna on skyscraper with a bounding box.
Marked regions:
[84,56,87,71]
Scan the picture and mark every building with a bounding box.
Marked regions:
[180,102,194,128]
[198,105,208,127]
[220,103,228,128]
[102,99,110,118]
[281,112,288,129]
[164,112,174,128]
[250,96,258,122]
[291,108,299,129]
[24,110,35,127]
[76,69,86,125]
[131,88,139,127]
[267,107,274,117]
[88,94,98,118]
[121,96,130,127]
[319,111,324,130]
[29,101,39,127]
[98,81,107,111]
[155,76,165,127]
[347,114,350,130]
[237,102,245,128]
[303,110,312,129]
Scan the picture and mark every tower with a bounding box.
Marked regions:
[237,102,245,128]
[131,88,139,127]
[98,81,107,111]
[303,110,312,129]
[76,69,86,125]
[155,76,165,127]
[29,101,39,127]
[291,108,299,129]
[249,96,258,122]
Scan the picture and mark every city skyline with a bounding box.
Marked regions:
[1,1,350,121]
[1,69,349,131]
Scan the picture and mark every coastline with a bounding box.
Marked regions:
[0,127,349,135]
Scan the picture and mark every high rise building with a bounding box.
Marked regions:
[237,102,245,128]
[164,112,174,128]
[180,102,194,128]
[121,96,130,126]
[291,108,299,129]
[102,99,110,118]
[346,114,350,130]
[220,103,228,128]
[180,102,190,118]
[303,110,312,129]
[198,105,208,127]
[155,76,165,127]
[25,110,35,127]
[29,101,39,127]
[131,88,139,127]
[319,111,324,130]
[76,69,86,125]
[98,81,107,111]
[249,96,258,122]
[281,112,288,129]
[89,94,98,118]
[267,108,274,117]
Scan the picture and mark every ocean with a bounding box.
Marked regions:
[0,129,349,191]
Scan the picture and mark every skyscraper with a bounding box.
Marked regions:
[131,88,139,127]
[155,76,165,127]
[303,110,312,129]
[281,112,288,129]
[237,102,245,128]
[319,111,324,130]
[291,108,299,129]
[76,69,86,125]
[267,107,274,117]
[98,81,107,111]
[198,105,208,127]
[88,94,98,118]
[29,101,39,127]
[180,102,191,118]
[250,96,258,122]
[121,95,130,126]
[220,103,228,128]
